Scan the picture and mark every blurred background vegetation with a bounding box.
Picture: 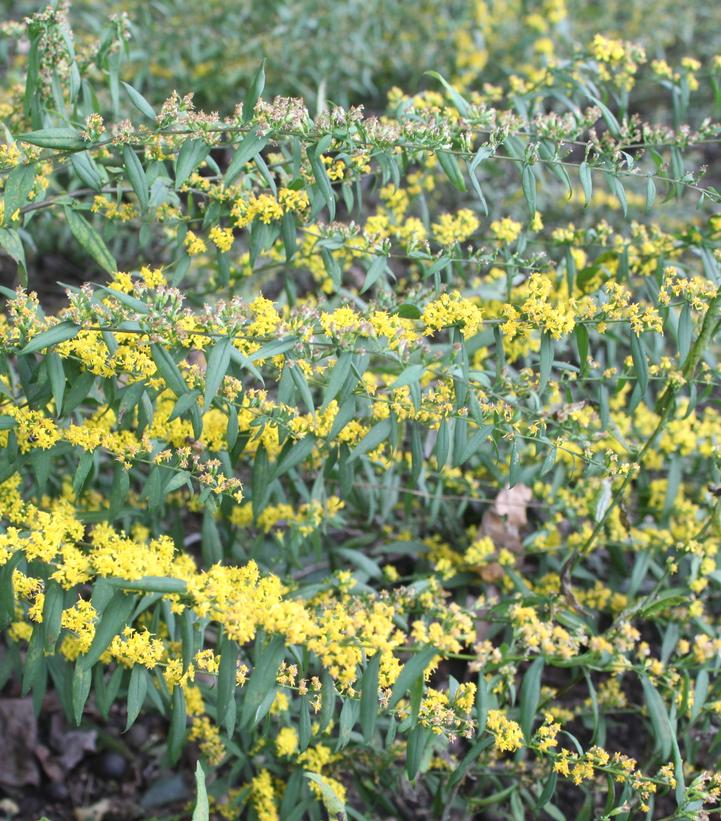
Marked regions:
[3,0,721,115]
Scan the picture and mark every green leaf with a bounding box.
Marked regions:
[47,351,66,414]
[290,364,314,412]
[390,363,424,390]
[388,646,436,710]
[41,580,65,652]
[3,163,36,222]
[587,95,621,138]
[520,655,544,742]
[321,351,353,409]
[204,337,232,407]
[64,206,117,273]
[79,591,135,670]
[72,663,92,725]
[360,652,381,743]
[224,129,269,184]
[607,173,628,217]
[308,143,336,219]
[678,303,692,366]
[243,60,266,122]
[123,145,149,210]
[121,81,156,119]
[521,164,536,216]
[630,333,649,395]
[192,762,210,821]
[447,735,493,790]
[407,725,431,781]
[0,551,23,627]
[175,139,210,189]
[534,771,558,812]
[360,255,388,293]
[0,228,27,279]
[167,684,187,765]
[396,303,422,320]
[21,320,80,355]
[299,696,311,751]
[272,435,316,480]
[467,146,492,215]
[456,424,492,465]
[509,436,520,487]
[640,675,673,760]
[595,479,612,523]
[107,576,188,594]
[424,71,470,116]
[217,635,238,732]
[539,332,553,393]
[349,418,391,461]
[240,635,286,728]
[151,344,189,397]
[319,673,336,731]
[574,324,589,370]
[690,669,709,723]
[304,773,346,819]
[335,547,382,579]
[125,664,148,730]
[101,285,149,313]
[20,127,85,150]
[437,150,466,192]
[70,151,104,191]
[336,696,355,751]
[579,161,593,206]
[247,336,297,362]
[645,175,656,211]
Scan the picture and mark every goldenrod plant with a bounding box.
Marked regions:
[2,2,721,819]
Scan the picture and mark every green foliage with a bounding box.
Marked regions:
[1,1,721,819]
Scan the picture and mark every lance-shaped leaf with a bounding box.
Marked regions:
[125,664,148,730]
[437,149,466,192]
[78,591,135,670]
[64,206,117,274]
[240,635,286,728]
[224,129,269,184]
[151,344,189,397]
[21,320,80,355]
[388,646,436,710]
[520,656,544,742]
[3,163,36,221]
[123,145,149,210]
[121,81,156,119]
[360,652,381,742]
[243,60,266,122]
[349,418,391,461]
[20,127,85,150]
[175,138,210,189]
[308,137,336,219]
[204,337,232,407]
[217,636,239,733]
[192,762,210,821]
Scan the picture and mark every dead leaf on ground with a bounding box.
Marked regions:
[74,799,111,821]
[50,713,97,773]
[492,484,532,527]
[0,699,40,787]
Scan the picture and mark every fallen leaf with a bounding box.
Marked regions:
[0,699,40,787]
[492,484,532,527]
[74,799,111,821]
[481,510,521,552]
[50,713,97,772]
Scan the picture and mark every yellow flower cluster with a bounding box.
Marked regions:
[432,208,479,245]
[422,291,483,337]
